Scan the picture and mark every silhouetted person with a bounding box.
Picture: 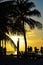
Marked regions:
[34,47,39,53]
[40,47,43,54]
[28,46,32,53]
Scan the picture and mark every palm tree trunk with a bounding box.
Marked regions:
[23,21,27,54]
[24,30,27,53]
[5,38,6,48]
[17,38,19,57]
[4,36,6,55]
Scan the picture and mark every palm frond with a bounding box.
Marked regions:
[0,32,6,40]
[24,0,29,3]
[24,2,35,9]
[29,18,42,29]
[0,20,8,33]
[28,18,42,29]
[9,17,24,35]
[25,9,41,17]
[6,35,17,49]
[0,0,14,5]
[21,17,42,29]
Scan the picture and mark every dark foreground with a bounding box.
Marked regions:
[0,55,43,65]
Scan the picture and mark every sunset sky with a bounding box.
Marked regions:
[0,0,43,54]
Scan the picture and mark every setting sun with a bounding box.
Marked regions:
[10,35,25,51]
[11,35,18,46]
[6,27,43,54]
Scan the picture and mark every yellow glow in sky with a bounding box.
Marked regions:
[5,27,43,54]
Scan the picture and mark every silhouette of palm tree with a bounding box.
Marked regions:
[0,1,16,54]
[0,1,14,47]
[7,0,42,53]
[0,32,17,55]
[0,18,8,48]
[0,0,42,53]
[6,34,17,49]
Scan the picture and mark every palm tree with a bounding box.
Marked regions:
[0,0,15,47]
[0,32,17,55]
[0,1,17,55]
[7,0,42,53]
[0,19,8,47]
[0,1,13,54]
[0,0,42,53]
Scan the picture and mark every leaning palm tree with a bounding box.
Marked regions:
[0,0,42,53]
[0,0,14,47]
[0,1,14,54]
[0,1,17,54]
[0,15,17,54]
[0,16,9,55]
[0,32,17,55]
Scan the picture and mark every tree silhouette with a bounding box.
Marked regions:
[0,0,42,54]
[0,1,14,48]
[8,0,42,53]
[0,18,8,48]
[0,1,17,55]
